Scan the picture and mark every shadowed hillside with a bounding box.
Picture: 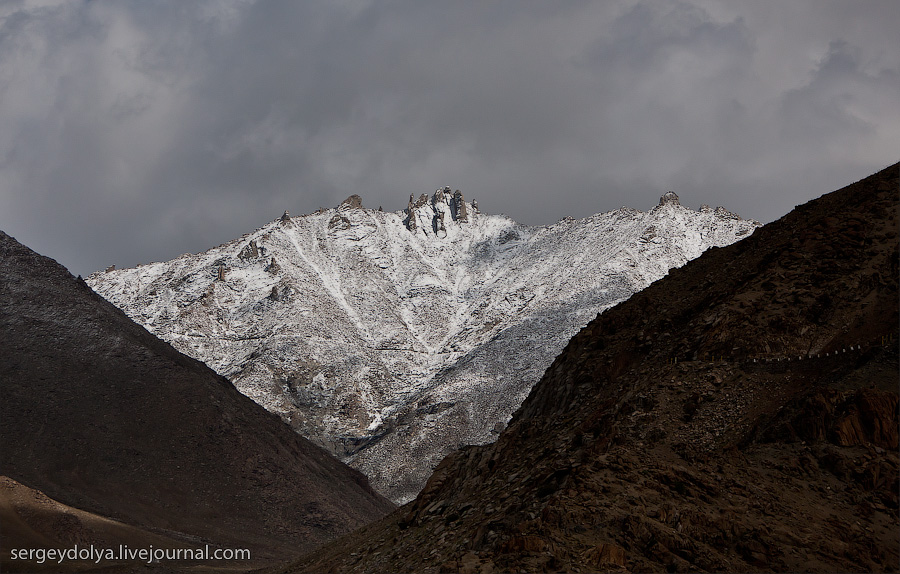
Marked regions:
[0,231,394,571]
[274,163,898,573]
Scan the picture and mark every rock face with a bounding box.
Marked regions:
[278,164,899,574]
[341,195,364,209]
[659,190,680,205]
[0,230,394,566]
[405,187,470,233]
[453,190,468,223]
[88,190,759,503]
[404,195,418,232]
[239,239,261,260]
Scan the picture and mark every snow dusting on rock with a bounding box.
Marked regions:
[88,189,759,503]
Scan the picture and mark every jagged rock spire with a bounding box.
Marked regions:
[340,195,363,209]
[405,195,418,233]
[453,189,468,223]
[659,191,680,206]
[433,210,446,237]
[238,240,259,260]
[404,186,473,232]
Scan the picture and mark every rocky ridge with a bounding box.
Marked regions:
[87,188,759,503]
[0,230,394,570]
[273,163,899,573]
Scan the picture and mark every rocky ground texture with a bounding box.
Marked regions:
[270,165,899,573]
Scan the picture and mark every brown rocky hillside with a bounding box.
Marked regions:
[0,231,394,572]
[273,163,899,573]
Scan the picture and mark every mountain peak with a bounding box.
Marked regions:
[403,186,472,234]
[659,190,680,206]
[88,190,760,503]
[339,194,364,209]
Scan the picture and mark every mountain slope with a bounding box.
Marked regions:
[0,230,394,568]
[275,164,899,573]
[87,190,758,503]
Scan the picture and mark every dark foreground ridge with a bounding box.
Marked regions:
[0,231,394,571]
[272,163,899,573]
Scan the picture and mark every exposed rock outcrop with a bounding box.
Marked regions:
[766,389,899,450]
[433,210,446,237]
[340,195,364,209]
[238,239,260,260]
[659,190,680,206]
[453,190,468,223]
[714,205,739,219]
[404,195,418,233]
[403,186,474,234]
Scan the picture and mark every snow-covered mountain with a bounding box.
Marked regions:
[87,188,759,503]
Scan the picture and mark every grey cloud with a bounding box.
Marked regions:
[0,0,897,276]
[779,41,891,145]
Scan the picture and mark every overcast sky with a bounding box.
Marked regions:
[1,0,897,276]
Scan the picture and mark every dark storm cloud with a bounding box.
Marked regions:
[0,0,897,276]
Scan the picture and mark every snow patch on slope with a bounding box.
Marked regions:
[88,189,759,503]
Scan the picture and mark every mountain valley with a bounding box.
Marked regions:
[88,189,759,503]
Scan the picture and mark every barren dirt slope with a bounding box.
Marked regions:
[274,164,898,573]
[0,231,394,570]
